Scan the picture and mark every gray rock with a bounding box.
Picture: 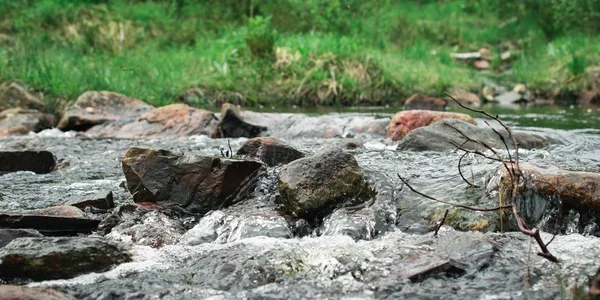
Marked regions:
[65,190,114,210]
[216,104,267,138]
[0,151,56,174]
[278,150,375,219]
[0,108,55,136]
[0,213,100,236]
[0,229,43,248]
[397,119,549,151]
[236,137,304,166]
[320,208,377,241]
[495,91,525,106]
[122,147,263,214]
[179,210,226,245]
[0,82,44,112]
[225,211,293,242]
[0,236,131,281]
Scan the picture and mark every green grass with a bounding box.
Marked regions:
[0,0,598,110]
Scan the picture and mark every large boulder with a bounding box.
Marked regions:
[87,103,219,138]
[0,108,55,136]
[122,147,263,214]
[402,94,446,111]
[214,103,267,138]
[57,91,153,131]
[0,237,131,281]
[0,82,44,112]
[397,119,549,151]
[0,285,69,300]
[387,110,476,141]
[278,150,375,219]
[489,163,600,232]
[236,137,304,167]
[0,151,56,174]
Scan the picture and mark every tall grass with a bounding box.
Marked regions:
[0,0,598,108]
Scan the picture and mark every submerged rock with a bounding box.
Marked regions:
[222,211,293,242]
[0,236,131,281]
[403,94,446,111]
[64,190,114,210]
[387,110,476,141]
[0,108,55,136]
[0,285,69,300]
[0,82,44,112]
[320,208,377,241]
[0,150,56,174]
[106,209,186,248]
[397,119,549,151]
[278,150,375,219]
[215,103,267,138]
[122,147,263,214]
[236,137,304,166]
[179,210,226,245]
[58,91,153,131]
[0,229,43,248]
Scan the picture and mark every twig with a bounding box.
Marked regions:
[397,174,511,212]
[434,209,449,237]
[458,152,479,188]
[511,204,558,262]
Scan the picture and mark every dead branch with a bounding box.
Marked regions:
[458,152,479,188]
[434,209,449,237]
[512,204,558,262]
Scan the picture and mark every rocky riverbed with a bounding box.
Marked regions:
[1,91,600,299]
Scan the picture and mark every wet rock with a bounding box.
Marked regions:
[32,205,89,218]
[225,211,293,242]
[0,285,69,300]
[278,150,375,219]
[406,258,466,283]
[215,103,267,138]
[490,163,600,231]
[0,211,100,235]
[495,91,526,105]
[179,210,226,245]
[446,91,481,107]
[0,236,131,281]
[316,138,365,153]
[0,150,56,174]
[402,94,446,111]
[0,108,55,136]
[397,119,549,151]
[320,208,377,241]
[64,190,114,210]
[122,147,263,214]
[434,231,496,271]
[0,82,44,112]
[58,91,153,131]
[387,110,476,141]
[0,229,43,248]
[271,115,387,139]
[236,137,304,166]
[106,210,186,248]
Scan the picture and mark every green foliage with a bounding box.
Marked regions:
[246,16,275,59]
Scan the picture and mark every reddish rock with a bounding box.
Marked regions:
[0,82,44,112]
[0,108,55,136]
[32,205,89,218]
[57,91,153,131]
[237,137,304,166]
[387,110,476,141]
[474,60,490,69]
[88,103,219,138]
[403,94,446,111]
[0,285,69,300]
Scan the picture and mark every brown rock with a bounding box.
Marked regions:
[65,190,114,210]
[0,285,69,300]
[446,91,480,107]
[0,82,44,112]
[473,60,490,69]
[214,103,267,138]
[122,147,264,214]
[57,91,153,131]
[579,89,600,106]
[237,137,304,167]
[387,110,476,141]
[88,103,219,138]
[32,206,89,218]
[403,94,446,111]
[0,108,55,136]
[0,151,56,174]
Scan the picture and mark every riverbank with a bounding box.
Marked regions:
[1,0,599,111]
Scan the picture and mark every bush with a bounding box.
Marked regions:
[246,16,275,59]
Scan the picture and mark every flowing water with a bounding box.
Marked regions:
[1,106,599,299]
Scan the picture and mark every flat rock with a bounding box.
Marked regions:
[0,108,55,136]
[57,91,153,131]
[495,91,525,106]
[0,151,56,174]
[387,110,476,141]
[236,137,304,166]
[64,190,114,210]
[397,119,549,151]
[0,236,131,281]
[122,147,263,214]
[278,150,375,219]
[0,285,69,300]
[0,82,44,112]
[0,229,43,248]
[214,103,267,138]
[0,212,100,235]
[403,94,446,111]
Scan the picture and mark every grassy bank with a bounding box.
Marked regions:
[0,0,599,110]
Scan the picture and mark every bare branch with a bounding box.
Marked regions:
[511,204,558,262]
[434,209,449,237]
[458,152,479,188]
